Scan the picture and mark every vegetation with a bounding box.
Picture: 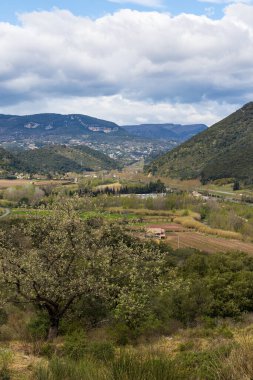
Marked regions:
[79,180,166,196]
[146,102,253,183]
[173,214,242,240]
[1,172,253,378]
[0,199,165,339]
[13,145,120,174]
[0,113,122,140]
[123,123,207,141]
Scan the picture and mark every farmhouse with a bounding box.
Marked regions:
[146,228,166,239]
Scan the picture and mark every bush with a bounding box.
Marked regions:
[26,314,50,340]
[39,342,56,358]
[0,310,8,327]
[63,330,87,360]
[110,323,132,346]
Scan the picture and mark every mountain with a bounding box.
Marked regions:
[122,123,207,142]
[0,145,120,175]
[146,102,253,183]
[0,114,206,144]
[0,113,125,143]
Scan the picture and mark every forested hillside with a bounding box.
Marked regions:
[146,102,253,182]
[123,123,207,141]
[0,145,120,175]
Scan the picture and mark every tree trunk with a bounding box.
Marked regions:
[47,319,59,341]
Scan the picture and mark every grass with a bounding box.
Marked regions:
[106,207,175,217]
[4,315,253,380]
[173,215,242,240]
[80,211,140,221]
[32,343,241,380]
[33,351,192,380]
[211,335,253,379]
[34,357,108,380]
[11,209,51,217]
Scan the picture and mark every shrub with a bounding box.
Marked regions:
[39,342,56,358]
[26,314,50,340]
[110,323,132,346]
[63,330,87,360]
[0,310,7,327]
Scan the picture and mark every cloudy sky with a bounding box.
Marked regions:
[0,0,253,126]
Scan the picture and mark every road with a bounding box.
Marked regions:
[0,208,11,219]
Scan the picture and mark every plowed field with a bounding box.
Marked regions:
[166,232,253,254]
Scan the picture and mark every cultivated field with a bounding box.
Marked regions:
[166,231,253,254]
[0,179,68,189]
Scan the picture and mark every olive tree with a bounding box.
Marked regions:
[0,201,164,339]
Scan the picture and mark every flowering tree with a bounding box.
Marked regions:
[0,201,164,339]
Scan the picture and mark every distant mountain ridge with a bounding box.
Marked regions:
[146,102,253,183]
[0,113,125,143]
[0,113,207,144]
[122,123,207,142]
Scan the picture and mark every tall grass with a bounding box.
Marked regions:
[34,351,191,380]
[34,357,108,380]
[110,352,189,380]
[0,348,13,380]
[211,335,253,380]
[174,216,242,240]
[34,346,235,380]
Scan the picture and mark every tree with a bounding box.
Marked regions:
[0,200,164,339]
[233,180,240,191]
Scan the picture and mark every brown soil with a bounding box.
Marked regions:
[166,232,253,254]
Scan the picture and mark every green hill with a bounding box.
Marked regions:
[0,145,120,175]
[0,148,20,175]
[146,102,253,183]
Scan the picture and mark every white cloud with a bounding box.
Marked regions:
[108,0,163,8]
[0,4,253,124]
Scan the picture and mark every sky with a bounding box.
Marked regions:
[0,0,253,125]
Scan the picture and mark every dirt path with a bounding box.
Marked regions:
[0,208,11,219]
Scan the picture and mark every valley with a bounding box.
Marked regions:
[1,1,253,378]
[0,104,253,379]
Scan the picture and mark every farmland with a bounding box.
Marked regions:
[6,208,251,256]
[0,178,69,189]
[139,221,253,254]
[166,231,253,254]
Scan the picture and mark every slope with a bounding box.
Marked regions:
[1,145,120,174]
[146,102,253,182]
[0,113,125,142]
[123,123,207,142]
